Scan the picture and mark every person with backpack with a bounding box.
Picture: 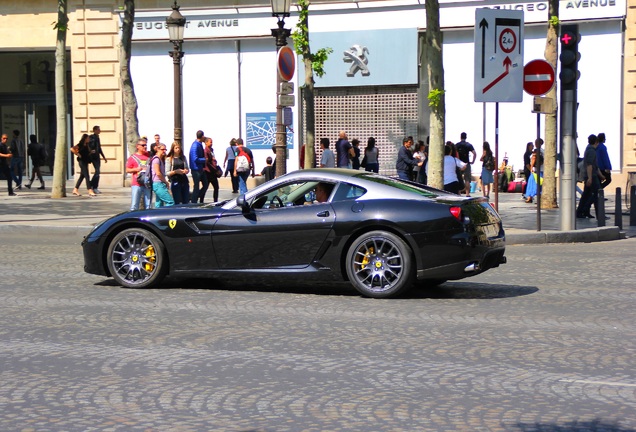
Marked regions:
[24,134,46,190]
[455,132,476,197]
[125,138,152,210]
[150,143,174,208]
[233,138,253,194]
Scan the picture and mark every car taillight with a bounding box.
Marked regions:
[450,206,462,221]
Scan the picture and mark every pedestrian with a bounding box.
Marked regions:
[234,138,254,194]
[455,132,476,197]
[335,130,354,168]
[166,141,191,204]
[319,138,335,168]
[203,137,220,203]
[363,137,380,173]
[72,134,96,197]
[151,143,174,208]
[427,142,466,194]
[25,134,46,190]
[125,138,151,210]
[418,138,429,184]
[88,125,107,194]
[9,129,25,190]
[223,138,239,193]
[259,156,275,181]
[480,141,495,199]
[150,134,163,158]
[525,138,545,204]
[596,132,612,189]
[412,140,425,182]
[522,142,533,200]
[0,134,15,196]
[576,134,605,219]
[396,137,422,180]
[189,130,207,203]
[351,139,361,170]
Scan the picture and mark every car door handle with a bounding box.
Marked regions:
[316,210,330,217]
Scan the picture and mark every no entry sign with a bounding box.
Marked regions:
[523,59,555,96]
[277,46,296,82]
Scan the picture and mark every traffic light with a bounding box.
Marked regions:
[559,24,581,90]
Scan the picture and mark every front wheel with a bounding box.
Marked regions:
[345,231,414,298]
[107,228,167,288]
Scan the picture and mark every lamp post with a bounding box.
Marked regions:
[166,1,186,147]
[271,0,291,178]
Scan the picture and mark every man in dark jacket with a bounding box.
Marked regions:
[88,125,107,194]
[0,134,15,196]
[395,137,422,180]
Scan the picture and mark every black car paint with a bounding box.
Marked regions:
[82,169,505,287]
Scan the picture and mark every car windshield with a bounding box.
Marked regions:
[356,173,440,198]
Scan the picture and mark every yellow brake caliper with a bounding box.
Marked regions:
[360,247,374,270]
[144,245,156,272]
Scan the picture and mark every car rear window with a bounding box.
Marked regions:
[357,174,440,198]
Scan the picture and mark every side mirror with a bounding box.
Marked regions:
[237,194,250,213]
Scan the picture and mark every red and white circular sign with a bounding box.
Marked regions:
[523,59,555,96]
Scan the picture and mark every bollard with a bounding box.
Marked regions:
[631,185,636,226]
[597,189,606,227]
[615,187,622,230]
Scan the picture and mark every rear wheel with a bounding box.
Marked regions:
[346,231,414,298]
[107,228,167,288]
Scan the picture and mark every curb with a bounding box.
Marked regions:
[506,226,621,245]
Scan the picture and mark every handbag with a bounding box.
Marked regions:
[455,158,465,190]
[360,155,368,168]
[215,165,223,178]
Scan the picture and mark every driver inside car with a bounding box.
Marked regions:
[313,182,334,204]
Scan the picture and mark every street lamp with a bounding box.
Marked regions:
[166,1,186,147]
[271,0,291,177]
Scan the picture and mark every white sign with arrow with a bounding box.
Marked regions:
[474,8,524,103]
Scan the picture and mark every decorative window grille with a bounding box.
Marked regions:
[302,86,419,175]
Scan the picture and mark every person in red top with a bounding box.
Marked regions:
[125,138,151,210]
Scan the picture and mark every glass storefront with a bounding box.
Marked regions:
[0,51,72,180]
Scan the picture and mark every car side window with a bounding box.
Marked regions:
[332,183,366,201]
[253,181,319,209]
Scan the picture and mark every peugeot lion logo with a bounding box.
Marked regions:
[343,44,370,77]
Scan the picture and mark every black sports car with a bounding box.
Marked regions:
[82,169,506,298]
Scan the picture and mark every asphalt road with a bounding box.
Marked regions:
[1,232,635,431]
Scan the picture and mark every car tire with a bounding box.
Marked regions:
[107,228,167,288]
[346,230,414,298]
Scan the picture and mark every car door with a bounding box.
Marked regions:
[212,187,336,269]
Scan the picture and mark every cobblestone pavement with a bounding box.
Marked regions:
[1,231,635,431]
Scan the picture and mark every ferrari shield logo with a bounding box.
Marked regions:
[168,219,177,229]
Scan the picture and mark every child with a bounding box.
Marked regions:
[259,156,275,182]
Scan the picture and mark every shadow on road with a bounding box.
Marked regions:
[94,278,538,300]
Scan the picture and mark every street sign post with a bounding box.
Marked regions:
[277,46,296,82]
[474,8,524,103]
[523,59,555,96]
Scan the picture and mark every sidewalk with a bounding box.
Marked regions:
[1,179,635,245]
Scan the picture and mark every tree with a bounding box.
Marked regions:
[542,4,559,209]
[51,0,69,199]
[291,0,333,170]
[120,0,140,157]
[425,0,445,190]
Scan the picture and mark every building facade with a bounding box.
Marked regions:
[0,0,633,188]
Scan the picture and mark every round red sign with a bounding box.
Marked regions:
[277,46,296,82]
[523,59,555,96]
